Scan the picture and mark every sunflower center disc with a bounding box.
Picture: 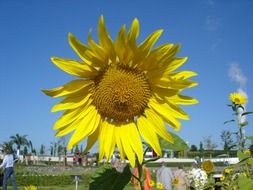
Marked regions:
[92,67,151,123]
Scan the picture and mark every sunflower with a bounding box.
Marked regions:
[229,92,247,105]
[43,16,198,167]
[172,178,179,185]
[157,182,164,190]
[201,160,214,173]
[149,180,155,187]
[23,185,37,190]
[224,168,232,174]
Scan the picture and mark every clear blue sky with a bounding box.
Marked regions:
[1,0,252,153]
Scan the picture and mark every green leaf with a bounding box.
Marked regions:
[242,111,253,116]
[237,150,250,162]
[224,119,235,124]
[238,176,253,190]
[159,132,188,151]
[89,164,132,190]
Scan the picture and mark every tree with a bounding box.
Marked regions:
[10,133,29,154]
[220,130,236,153]
[40,144,45,155]
[0,141,14,153]
[199,141,204,151]
[23,146,28,155]
[190,144,198,151]
[203,136,218,150]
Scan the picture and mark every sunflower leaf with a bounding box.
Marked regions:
[238,176,253,190]
[89,164,131,190]
[159,132,188,151]
[242,111,253,116]
[224,119,235,124]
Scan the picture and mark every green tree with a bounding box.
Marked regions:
[0,141,14,153]
[190,144,198,151]
[40,144,45,155]
[220,130,236,154]
[10,133,29,154]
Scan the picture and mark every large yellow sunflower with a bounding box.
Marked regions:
[43,16,198,167]
[229,92,247,105]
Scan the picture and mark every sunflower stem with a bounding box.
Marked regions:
[136,159,145,190]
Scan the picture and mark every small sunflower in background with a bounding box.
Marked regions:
[201,160,214,173]
[224,168,233,174]
[156,182,163,190]
[43,16,198,167]
[23,185,37,190]
[149,180,155,187]
[229,92,247,105]
[172,177,179,185]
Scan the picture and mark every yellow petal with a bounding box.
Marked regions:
[153,77,198,90]
[67,108,100,149]
[42,79,93,98]
[145,108,174,143]
[53,99,92,130]
[166,95,199,105]
[137,116,162,155]
[165,102,190,120]
[126,123,143,164]
[115,126,126,161]
[55,103,95,136]
[139,29,163,54]
[98,16,114,48]
[118,125,136,167]
[171,71,198,80]
[51,57,98,78]
[127,18,139,48]
[51,93,92,112]
[148,98,181,131]
[153,87,179,101]
[99,121,116,160]
[84,125,100,153]
[88,32,107,62]
[68,33,92,65]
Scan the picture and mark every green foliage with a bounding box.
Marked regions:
[242,111,253,116]
[13,175,73,186]
[89,164,132,190]
[238,176,253,190]
[159,132,188,151]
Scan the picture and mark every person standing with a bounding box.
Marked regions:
[0,149,18,190]
[156,162,174,190]
[173,165,189,190]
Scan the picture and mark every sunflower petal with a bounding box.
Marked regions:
[166,94,199,105]
[139,29,163,54]
[137,116,162,155]
[68,33,92,65]
[127,18,139,48]
[53,99,92,130]
[118,125,136,167]
[67,108,100,149]
[51,93,92,112]
[99,121,116,160]
[115,126,126,161]
[145,108,174,143]
[127,123,143,164]
[84,125,100,153]
[171,71,198,80]
[148,98,181,131]
[42,79,93,98]
[51,57,98,78]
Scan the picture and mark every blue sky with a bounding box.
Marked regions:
[0,0,252,153]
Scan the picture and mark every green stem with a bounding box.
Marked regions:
[136,159,144,190]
